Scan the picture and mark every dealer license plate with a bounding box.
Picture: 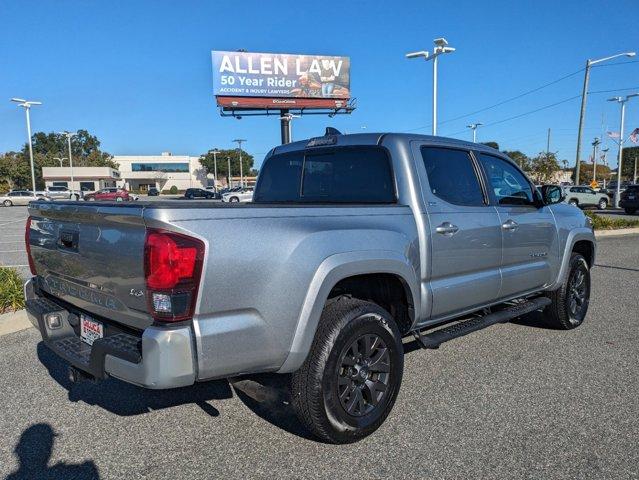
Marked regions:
[80,314,103,346]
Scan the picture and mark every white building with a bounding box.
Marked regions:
[114,152,210,192]
[42,166,121,192]
[42,153,213,194]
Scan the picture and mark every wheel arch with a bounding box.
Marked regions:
[546,228,596,291]
[277,250,419,373]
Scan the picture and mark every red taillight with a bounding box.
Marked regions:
[144,229,205,322]
[25,216,36,275]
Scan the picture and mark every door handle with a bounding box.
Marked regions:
[435,222,459,236]
[502,219,519,231]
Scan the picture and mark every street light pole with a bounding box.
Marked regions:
[53,157,67,167]
[211,149,219,187]
[62,131,77,199]
[227,156,232,187]
[608,93,639,207]
[574,51,636,186]
[233,139,246,188]
[11,98,42,193]
[466,123,482,143]
[406,38,456,136]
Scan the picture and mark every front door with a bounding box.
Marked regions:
[476,153,558,298]
[419,146,503,319]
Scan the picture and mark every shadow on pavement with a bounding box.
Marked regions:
[37,342,232,417]
[594,263,639,273]
[5,423,100,480]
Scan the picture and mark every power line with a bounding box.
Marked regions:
[403,67,585,133]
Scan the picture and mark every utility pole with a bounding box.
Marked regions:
[574,52,636,188]
[11,98,42,193]
[233,139,246,188]
[591,137,600,184]
[227,156,232,187]
[406,38,456,136]
[546,128,551,156]
[211,149,219,187]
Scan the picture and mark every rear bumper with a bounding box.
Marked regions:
[619,198,639,209]
[25,278,196,389]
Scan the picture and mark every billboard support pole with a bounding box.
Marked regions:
[280,109,291,144]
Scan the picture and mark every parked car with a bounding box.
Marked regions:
[561,186,609,209]
[1,190,50,206]
[147,187,160,196]
[184,188,218,199]
[222,188,253,202]
[83,188,130,202]
[46,186,81,201]
[619,184,639,214]
[25,132,595,444]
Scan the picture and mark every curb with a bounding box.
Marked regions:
[0,309,32,337]
[595,227,639,238]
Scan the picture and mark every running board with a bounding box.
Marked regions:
[413,297,551,350]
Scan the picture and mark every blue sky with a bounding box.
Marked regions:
[1,0,638,169]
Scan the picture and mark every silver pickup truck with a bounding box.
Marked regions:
[25,132,595,443]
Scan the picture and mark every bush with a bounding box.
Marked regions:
[584,211,639,230]
[169,185,178,194]
[0,267,25,314]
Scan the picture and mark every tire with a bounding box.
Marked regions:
[625,208,637,215]
[544,253,590,329]
[116,197,123,202]
[291,297,404,444]
[87,197,95,201]
[229,196,239,202]
[568,199,579,207]
[598,198,608,209]
[3,200,12,207]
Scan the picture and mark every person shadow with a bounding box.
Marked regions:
[6,423,100,480]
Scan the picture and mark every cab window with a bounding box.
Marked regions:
[477,153,534,206]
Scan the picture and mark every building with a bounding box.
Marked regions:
[42,152,216,194]
[114,152,210,192]
[41,166,121,192]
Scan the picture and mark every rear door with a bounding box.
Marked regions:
[419,146,502,318]
[476,153,557,298]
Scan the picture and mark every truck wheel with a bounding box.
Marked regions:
[544,253,590,329]
[598,198,607,209]
[291,297,404,444]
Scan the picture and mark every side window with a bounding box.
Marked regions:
[477,153,534,206]
[421,147,485,206]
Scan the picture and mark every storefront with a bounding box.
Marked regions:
[41,167,121,192]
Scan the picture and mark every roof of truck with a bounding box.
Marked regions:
[269,132,503,158]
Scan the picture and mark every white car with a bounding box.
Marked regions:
[222,188,253,203]
[1,190,50,206]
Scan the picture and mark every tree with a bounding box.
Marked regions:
[502,150,530,171]
[528,152,560,184]
[621,146,639,182]
[199,148,254,185]
[481,141,500,150]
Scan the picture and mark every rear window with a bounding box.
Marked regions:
[254,147,395,203]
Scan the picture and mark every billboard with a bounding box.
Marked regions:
[212,50,351,108]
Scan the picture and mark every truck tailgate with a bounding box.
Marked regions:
[27,202,152,330]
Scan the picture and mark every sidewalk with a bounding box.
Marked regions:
[0,310,31,337]
[595,227,639,237]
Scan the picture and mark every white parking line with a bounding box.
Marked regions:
[0,250,24,253]
[2,264,28,268]
[0,219,25,227]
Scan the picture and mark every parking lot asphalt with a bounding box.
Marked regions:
[0,230,637,479]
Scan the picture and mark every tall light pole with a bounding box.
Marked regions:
[227,156,232,187]
[61,131,77,199]
[574,51,636,185]
[53,156,67,167]
[279,113,300,144]
[608,93,639,207]
[466,123,482,143]
[11,98,42,193]
[406,37,456,136]
[591,137,600,184]
[233,139,246,188]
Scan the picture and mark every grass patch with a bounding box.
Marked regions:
[0,267,25,314]
[585,211,639,230]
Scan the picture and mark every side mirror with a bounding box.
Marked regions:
[540,185,564,205]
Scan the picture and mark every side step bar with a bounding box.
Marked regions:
[413,296,551,349]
